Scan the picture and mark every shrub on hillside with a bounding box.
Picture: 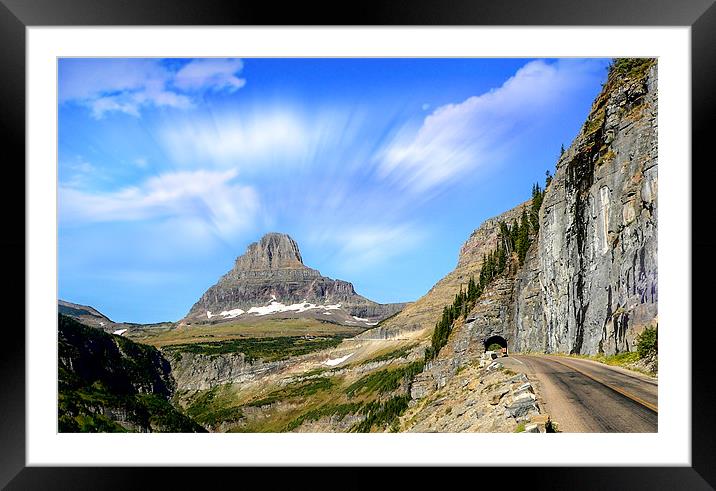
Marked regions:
[636,326,657,359]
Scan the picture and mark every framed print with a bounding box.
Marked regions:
[3,0,715,488]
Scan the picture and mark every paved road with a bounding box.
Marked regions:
[507,354,658,433]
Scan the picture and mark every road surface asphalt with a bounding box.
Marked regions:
[506,354,658,433]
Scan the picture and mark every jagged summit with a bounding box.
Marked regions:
[218,233,322,288]
[237,233,304,271]
[183,232,407,326]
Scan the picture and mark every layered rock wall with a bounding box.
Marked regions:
[513,60,658,355]
[168,351,290,391]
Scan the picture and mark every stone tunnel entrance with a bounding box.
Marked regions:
[484,335,508,356]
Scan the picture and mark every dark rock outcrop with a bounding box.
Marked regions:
[58,314,205,432]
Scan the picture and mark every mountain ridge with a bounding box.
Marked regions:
[58,299,115,330]
[183,232,407,327]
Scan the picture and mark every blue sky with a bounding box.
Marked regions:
[58,57,610,323]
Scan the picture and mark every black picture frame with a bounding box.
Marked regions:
[2,0,714,488]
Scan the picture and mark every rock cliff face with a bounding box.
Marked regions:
[184,233,406,326]
[513,60,658,355]
[168,351,290,391]
[408,60,658,398]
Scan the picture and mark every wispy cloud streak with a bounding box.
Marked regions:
[59,169,260,241]
[59,58,246,119]
[377,59,604,192]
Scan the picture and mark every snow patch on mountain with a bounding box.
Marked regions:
[324,353,354,366]
[219,308,245,318]
[247,301,343,316]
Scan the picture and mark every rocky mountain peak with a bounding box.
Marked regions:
[184,232,408,325]
[235,233,304,271]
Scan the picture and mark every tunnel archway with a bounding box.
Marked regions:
[484,335,508,354]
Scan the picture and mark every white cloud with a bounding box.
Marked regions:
[173,59,246,92]
[159,111,313,168]
[89,89,194,119]
[378,59,604,192]
[59,58,246,119]
[59,169,260,241]
[59,59,167,102]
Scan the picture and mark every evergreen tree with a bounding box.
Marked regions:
[516,208,531,264]
[497,243,507,273]
[530,182,544,232]
[453,289,463,318]
[510,219,519,248]
[479,254,488,288]
[486,251,494,281]
[467,276,477,301]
